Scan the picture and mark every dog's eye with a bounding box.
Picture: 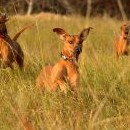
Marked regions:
[69,41,73,44]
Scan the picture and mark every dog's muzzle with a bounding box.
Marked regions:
[74,46,82,61]
[75,46,82,53]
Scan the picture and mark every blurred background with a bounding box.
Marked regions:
[0,0,130,20]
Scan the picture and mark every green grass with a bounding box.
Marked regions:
[0,13,130,130]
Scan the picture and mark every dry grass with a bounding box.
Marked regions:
[0,13,130,130]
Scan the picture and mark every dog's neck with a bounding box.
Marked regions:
[60,51,80,64]
[61,52,74,62]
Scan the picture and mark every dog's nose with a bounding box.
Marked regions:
[75,46,82,54]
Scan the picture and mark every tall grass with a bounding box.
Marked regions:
[0,13,130,130]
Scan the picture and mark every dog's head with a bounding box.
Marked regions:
[121,23,130,36]
[53,27,93,61]
[0,13,9,24]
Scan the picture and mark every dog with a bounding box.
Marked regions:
[0,13,33,69]
[115,23,130,58]
[36,27,93,91]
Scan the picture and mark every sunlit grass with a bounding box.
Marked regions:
[0,13,130,130]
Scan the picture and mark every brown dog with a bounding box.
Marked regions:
[36,27,92,91]
[115,23,130,58]
[0,13,33,69]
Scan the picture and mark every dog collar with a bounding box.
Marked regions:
[62,55,67,60]
[61,52,73,62]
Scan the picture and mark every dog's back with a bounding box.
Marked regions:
[11,40,24,68]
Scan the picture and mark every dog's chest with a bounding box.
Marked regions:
[64,61,79,74]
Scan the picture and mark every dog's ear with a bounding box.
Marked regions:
[53,28,68,40]
[79,27,93,41]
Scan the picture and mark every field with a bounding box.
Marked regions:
[0,13,130,130]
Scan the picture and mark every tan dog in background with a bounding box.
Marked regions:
[115,23,130,58]
[0,13,33,69]
[36,27,93,91]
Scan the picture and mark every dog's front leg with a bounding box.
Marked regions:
[51,78,67,92]
[67,67,79,91]
[50,63,66,91]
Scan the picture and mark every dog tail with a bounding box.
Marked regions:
[13,23,34,41]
